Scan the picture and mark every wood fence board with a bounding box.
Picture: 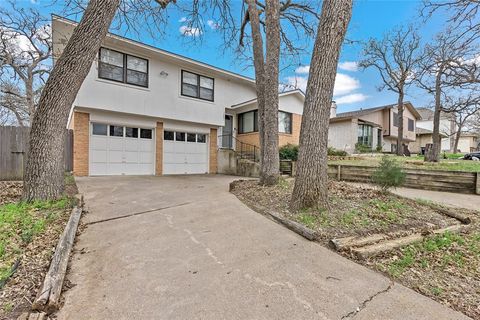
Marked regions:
[0,127,73,181]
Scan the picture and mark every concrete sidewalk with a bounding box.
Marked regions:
[56,175,470,320]
[393,187,480,211]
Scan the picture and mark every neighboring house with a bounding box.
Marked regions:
[328,102,421,154]
[456,134,479,153]
[410,127,447,155]
[416,108,456,152]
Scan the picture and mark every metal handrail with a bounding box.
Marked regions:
[218,133,260,162]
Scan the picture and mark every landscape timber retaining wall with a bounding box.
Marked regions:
[328,164,479,195]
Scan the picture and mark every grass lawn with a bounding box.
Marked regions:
[329,154,480,172]
[0,176,77,318]
[231,178,479,319]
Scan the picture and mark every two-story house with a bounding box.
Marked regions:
[328,102,421,154]
[54,16,306,176]
[414,108,456,153]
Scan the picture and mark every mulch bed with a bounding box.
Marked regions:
[231,178,479,319]
[0,180,78,320]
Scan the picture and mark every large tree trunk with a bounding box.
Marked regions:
[396,91,404,156]
[245,0,266,171]
[425,69,443,162]
[260,0,280,185]
[290,0,353,211]
[23,0,120,201]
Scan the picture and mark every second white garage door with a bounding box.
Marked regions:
[163,130,208,174]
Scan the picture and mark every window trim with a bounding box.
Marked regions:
[278,111,292,134]
[181,70,215,102]
[408,118,414,132]
[393,111,399,127]
[238,110,258,134]
[98,47,149,88]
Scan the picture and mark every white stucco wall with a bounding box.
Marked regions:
[417,119,455,151]
[53,17,257,128]
[328,120,356,154]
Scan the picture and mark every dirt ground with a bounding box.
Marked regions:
[0,179,77,320]
[231,179,479,319]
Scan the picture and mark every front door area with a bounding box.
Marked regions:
[222,115,233,149]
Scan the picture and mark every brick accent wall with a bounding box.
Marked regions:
[155,122,163,175]
[236,113,303,149]
[73,111,89,176]
[209,128,218,174]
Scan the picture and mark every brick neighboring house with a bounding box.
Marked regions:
[328,102,421,154]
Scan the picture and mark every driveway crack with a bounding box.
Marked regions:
[341,281,394,319]
[86,202,191,225]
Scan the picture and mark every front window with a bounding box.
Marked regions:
[408,118,414,131]
[238,110,258,134]
[181,70,214,101]
[98,47,148,87]
[357,124,373,147]
[393,112,399,127]
[278,111,292,134]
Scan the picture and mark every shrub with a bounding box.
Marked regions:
[279,143,299,161]
[372,155,406,192]
[355,143,372,153]
[327,147,347,157]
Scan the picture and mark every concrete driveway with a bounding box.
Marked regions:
[57,175,469,320]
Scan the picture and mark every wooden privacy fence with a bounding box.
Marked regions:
[279,160,479,195]
[0,126,73,181]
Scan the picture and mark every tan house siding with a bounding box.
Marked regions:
[410,134,432,153]
[209,128,218,173]
[155,122,163,175]
[73,111,89,176]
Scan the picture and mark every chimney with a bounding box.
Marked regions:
[330,101,337,118]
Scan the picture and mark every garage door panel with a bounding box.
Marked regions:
[91,150,107,163]
[124,151,139,163]
[139,152,153,164]
[125,139,139,151]
[91,136,108,150]
[90,123,155,176]
[109,139,124,151]
[107,163,124,175]
[108,150,123,164]
[163,131,208,175]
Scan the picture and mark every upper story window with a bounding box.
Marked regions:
[408,118,414,131]
[98,47,148,88]
[393,112,399,127]
[181,70,214,101]
[278,111,292,134]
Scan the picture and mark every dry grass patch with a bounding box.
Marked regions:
[0,176,78,319]
[231,178,479,319]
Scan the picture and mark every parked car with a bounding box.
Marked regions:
[462,152,480,160]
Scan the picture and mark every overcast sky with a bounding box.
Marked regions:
[21,0,450,113]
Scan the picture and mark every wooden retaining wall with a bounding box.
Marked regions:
[0,126,73,181]
[328,164,479,195]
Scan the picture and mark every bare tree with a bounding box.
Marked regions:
[359,26,422,155]
[0,2,51,126]
[291,0,353,210]
[237,0,318,185]
[22,0,177,201]
[443,93,480,153]
[416,28,480,161]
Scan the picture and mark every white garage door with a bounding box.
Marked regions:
[90,123,155,175]
[163,130,208,174]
